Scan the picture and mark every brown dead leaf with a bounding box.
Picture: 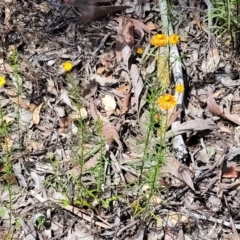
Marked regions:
[33,103,43,125]
[164,157,195,191]
[168,109,182,128]
[193,16,202,29]
[207,89,224,117]
[222,165,239,178]
[122,20,134,48]
[116,84,131,93]
[121,93,131,115]
[201,48,220,73]
[97,67,105,75]
[146,21,156,31]
[130,18,150,33]
[26,141,43,152]
[29,103,37,112]
[102,123,122,149]
[6,89,29,110]
[124,172,137,184]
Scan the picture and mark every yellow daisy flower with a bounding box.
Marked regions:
[62,61,73,72]
[150,34,168,47]
[169,34,180,45]
[137,47,143,54]
[157,94,177,110]
[0,76,6,87]
[175,84,184,93]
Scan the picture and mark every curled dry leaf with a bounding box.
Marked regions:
[102,122,122,149]
[207,89,224,117]
[33,103,43,125]
[122,19,134,48]
[164,157,195,191]
[201,48,220,73]
[208,90,240,125]
[6,89,29,110]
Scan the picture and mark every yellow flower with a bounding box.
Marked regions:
[175,84,184,93]
[137,47,143,54]
[150,34,168,47]
[157,94,177,110]
[0,76,6,87]
[62,61,73,72]
[169,34,180,45]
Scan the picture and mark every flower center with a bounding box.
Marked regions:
[164,95,171,101]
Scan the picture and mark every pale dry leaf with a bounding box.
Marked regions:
[102,95,116,116]
[69,107,88,120]
[122,44,132,66]
[60,90,72,107]
[124,172,137,184]
[29,103,37,112]
[224,113,240,126]
[92,74,118,86]
[146,58,156,74]
[26,141,43,152]
[167,212,189,227]
[167,118,217,136]
[97,67,105,75]
[47,79,58,96]
[1,137,14,152]
[193,15,202,29]
[149,195,162,206]
[157,47,170,88]
[201,48,220,73]
[33,103,43,125]
[130,64,143,114]
[3,116,14,124]
[54,106,65,117]
[168,109,182,128]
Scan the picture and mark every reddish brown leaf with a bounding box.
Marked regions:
[122,20,134,48]
[222,165,239,178]
[207,89,224,117]
[121,93,131,115]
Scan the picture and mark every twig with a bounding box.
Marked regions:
[159,0,188,159]
[182,208,240,230]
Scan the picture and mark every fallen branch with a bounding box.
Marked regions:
[159,0,188,159]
